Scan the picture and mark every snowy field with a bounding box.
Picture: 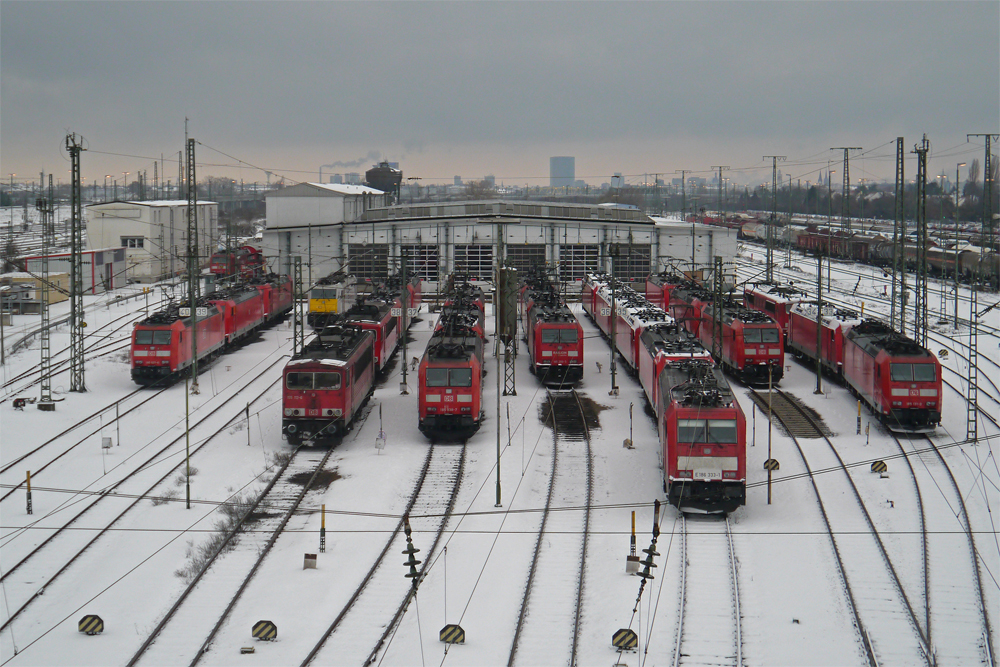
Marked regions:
[1,250,997,666]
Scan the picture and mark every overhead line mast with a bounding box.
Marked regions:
[912,135,930,348]
[763,155,785,283]
[831,147,862,234]
[67,133,86,392]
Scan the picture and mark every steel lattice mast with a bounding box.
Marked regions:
[912,135,930,348]
[891,138,905,333]
[832,147,862,234]
[186,137,200,393]
[964,132,998,442]
[36,177,54,408]
[67,133,86,392]
[763,156,785,283]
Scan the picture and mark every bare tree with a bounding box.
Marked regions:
[465,180,495,200]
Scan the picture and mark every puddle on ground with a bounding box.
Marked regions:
[539,392,607,437]
[288,468,342,490]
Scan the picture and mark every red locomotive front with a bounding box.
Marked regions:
[699,304,784,385]
[842,319,942,431]
[743,283,808,344]
[418,332,484,441]
[637,322,713,411]
[131,302,226,385]
[656,359,746,513]
[644,271,687,309]
[282,326,375,444]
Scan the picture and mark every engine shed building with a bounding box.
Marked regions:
[258,198,737,289]
[85,200,219,283]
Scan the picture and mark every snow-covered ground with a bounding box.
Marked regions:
[1,251,997,665]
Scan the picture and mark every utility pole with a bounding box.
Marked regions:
[786,175,793,268]
[815,251,823,395]
[712,256,723,361]
[831,147,862,234]
[763,156,786,283]
[675,170,688,222]
[186,136,200,394]
[609,244,619,397]
[954,162,966,327]
[36,181,54,410]
[912,135,929,348]
[67,133,86,392]
[891,138,905,333]
[712,166,729,225]
[964,133,997,443]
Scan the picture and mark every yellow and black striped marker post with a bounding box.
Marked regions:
[439,624,465,644]
[612,628,638,650]
[871,460,887,473]
[252,620,277,641]
[78,615,103,635]
[764,459,780,471]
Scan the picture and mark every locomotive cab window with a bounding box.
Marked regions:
[286,372,313,390]
[743,329,762,343]
[314,372,342,390]
[913,364,935,382]
[677,419,738,443]
[542,329,560,344]
[426,368,449,387]
[890,364,912,381]
[761,329,780,344]
[708,419,738,443]
[677,419,707,443]
[449,368,473,387]
[559,329,579,344]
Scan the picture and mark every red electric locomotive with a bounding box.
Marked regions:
[339,295,400,373]
[418,281,486,441]
[656,358,747,513]
[250,273,294,321]
[520,271,584,386]
[585,273,675,372]
[644,270,689,309]
[743,282,809,344]
[130,298,227,385]
[209,244,265,280]
[698,302,784,385]
[842,319,942,431]
[637,321,714,411]
[668,282,715,338]
[282,325,376,444]
[203,284,266,346]
[786,302,861,379]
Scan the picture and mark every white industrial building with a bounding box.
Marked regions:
[21,247,127,294]
[85,200,218,283]
[259,195,737,290]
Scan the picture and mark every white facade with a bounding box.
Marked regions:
[265,182,387,230]
[22,247,127,293]
[85,200,218,282]
[259,200,737,290]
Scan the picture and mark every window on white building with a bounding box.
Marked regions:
[121,237,144,249]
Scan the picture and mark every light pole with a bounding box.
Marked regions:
[104,175,111,201]
[123,172,130,200]
[954,162,966,327]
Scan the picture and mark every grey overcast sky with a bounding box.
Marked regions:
[2,1,998,190]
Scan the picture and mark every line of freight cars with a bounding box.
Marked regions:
[130,274,293,385]
[582,272,746,513]
[739,221,999,287]
[281,276,422,444]
[519,268,584,386]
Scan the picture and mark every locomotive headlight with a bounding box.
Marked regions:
[284,408,303,417]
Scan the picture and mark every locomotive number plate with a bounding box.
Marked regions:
[600,308,611,317]
[444,395,455,402]
[693,469,722,480]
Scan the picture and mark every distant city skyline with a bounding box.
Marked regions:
[2,2,997,193]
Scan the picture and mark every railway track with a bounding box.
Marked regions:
[753,387,929,666]
[300,443,466,666]
[127,439,326,666]
[672,513,742,666]
[507,388,594,667]
[890,431,995,665]
[0,360,286,637]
